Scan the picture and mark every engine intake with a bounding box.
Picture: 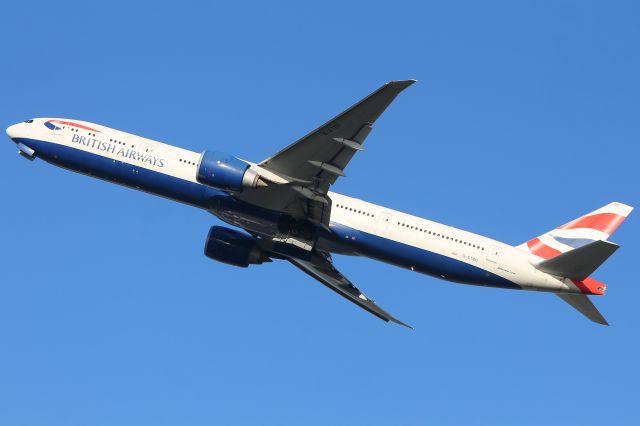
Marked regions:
[204,226,269,267]
[197,150,266,192]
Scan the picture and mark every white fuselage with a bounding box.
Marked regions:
[7,118,580,294]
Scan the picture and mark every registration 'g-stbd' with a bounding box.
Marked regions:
[6,80,633,327]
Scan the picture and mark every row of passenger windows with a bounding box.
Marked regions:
[397,221,485,250]
[66,127,147,151]
[335,201,485,251]
[335,203,375,217]
[109,138,127,146]
[66,126,168,160]
[65,127,96,139]
[179,158,197,166]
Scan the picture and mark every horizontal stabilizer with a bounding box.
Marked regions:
[556,293,608,325]
[536,240,619,280]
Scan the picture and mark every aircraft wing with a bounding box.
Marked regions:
[259,79,416,191]
[288,254,412,328]
[236,80,415,226]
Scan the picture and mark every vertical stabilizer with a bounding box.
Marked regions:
[517,202,633,260]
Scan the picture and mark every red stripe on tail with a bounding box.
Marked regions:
[558,213,625,235]
[571,277,607,295]
[526,238,562,259]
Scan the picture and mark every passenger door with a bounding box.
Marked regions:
[376,212,394,237]
[486,245,502,266]
[52,121,66,142]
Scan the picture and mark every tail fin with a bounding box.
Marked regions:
[517,201,633,260]
[521,202,633,326]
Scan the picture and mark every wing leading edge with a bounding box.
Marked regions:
[288,254,412,328]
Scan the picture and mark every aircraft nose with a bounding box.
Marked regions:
[6,124,19,141]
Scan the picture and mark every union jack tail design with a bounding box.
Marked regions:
[517,202,633,260]
[517,202,633,300]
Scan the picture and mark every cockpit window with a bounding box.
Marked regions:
[24,119,34,123]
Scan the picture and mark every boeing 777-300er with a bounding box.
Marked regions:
[6,80,633,327]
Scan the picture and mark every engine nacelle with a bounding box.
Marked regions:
[204,226,269,267]
[197,150,265,192]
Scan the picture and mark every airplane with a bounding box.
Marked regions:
[6,80,633,328]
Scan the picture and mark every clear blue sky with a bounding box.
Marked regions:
[1,1,638,424]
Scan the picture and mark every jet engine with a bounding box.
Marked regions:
[204,226,270,267]
[197,150,266,192]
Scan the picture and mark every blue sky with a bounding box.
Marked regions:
[1,1,639,424]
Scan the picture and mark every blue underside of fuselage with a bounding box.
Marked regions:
[328,223,519,289]
[15,137,225,208]
[15,138,520,290]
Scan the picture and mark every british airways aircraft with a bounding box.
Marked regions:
[6,80,632,327]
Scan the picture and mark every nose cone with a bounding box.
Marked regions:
[6,124,19,141]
